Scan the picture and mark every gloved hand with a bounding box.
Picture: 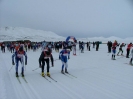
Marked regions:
[25,61,27,65]
[12,61,15,65]
[61,57,64,62]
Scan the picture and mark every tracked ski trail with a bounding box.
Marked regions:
[1,52,42,99]
[75,76,127,99]
[74,66,133,99]
[0,52,17,99]
[89,67,133,90]
[1,45,133,99]
[52,81,84,99]
[0,53,7,99]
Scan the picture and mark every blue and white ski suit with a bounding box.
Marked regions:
[12,51,27,73]
[59,49,70,70]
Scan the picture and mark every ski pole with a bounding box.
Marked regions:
[32,67,40,71]
[116,56,125,59]
[54,59,59,61]
[9,65,14,72]
[24,63,26,71]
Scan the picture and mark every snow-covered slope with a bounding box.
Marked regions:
[0,27,133,43]
[0,27,65,42]
[87,36,133,43]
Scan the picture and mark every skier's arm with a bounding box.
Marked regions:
[24,51,27,65]
[12,54,15,62]
[59,50,63,60]
[39,52,44,66]
[50,54,54,66]
[59,50,63,59]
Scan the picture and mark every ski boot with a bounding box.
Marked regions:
[113,55,116,60]
[65,68,68,73]
[16,72,19,77]
[21,72,24,77]
[21,71,24,77]
[42,72,45,77]
[126,56,129,58]
[47,72,50,77]
[130,58,132,65]
[61,70,64,74]
[112,55,113,60]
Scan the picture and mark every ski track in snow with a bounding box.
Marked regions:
[1,51,42,99]
[1,44,133,99]
[0,54,6,99]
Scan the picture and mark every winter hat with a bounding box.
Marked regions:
[19,47,23,51]
[45,51,50,55]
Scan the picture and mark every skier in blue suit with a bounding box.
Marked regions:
[12,47,27,77]
[59,47,70,74]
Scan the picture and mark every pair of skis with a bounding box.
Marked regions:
[62,72,77,78]
[16,76,28,84]
[40,74,57,82]
[41,73,77,82]
[124,63,133,66]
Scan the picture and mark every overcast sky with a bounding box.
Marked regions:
[0,0,133,38]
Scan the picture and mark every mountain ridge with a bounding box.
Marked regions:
[0,27,133,43]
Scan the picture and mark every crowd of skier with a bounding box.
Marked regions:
[0,40,133,77]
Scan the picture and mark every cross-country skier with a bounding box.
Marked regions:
[81,41,85,53]
[72,40,77,55]
[87,42,91,51]
[96,41,100,51]
[1,42,5,53]
[39,47,54,77]
[107,41,112,53]
[59,46,70,74]
[12,46,27,77]
[129,48,133,65]
[126,43,133,58]
[111,40,118,60]
[117,43,126,56]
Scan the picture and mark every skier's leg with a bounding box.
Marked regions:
[65,62,68,73]
[121,49,123,55]
[45,59,50,76]
[41,61,45,76]
[15,59,19,77]
[20,58,25,77]
[61,61,65,73]
[130,58,132,64]
[117,50,120,55]
[114,50,116,59]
